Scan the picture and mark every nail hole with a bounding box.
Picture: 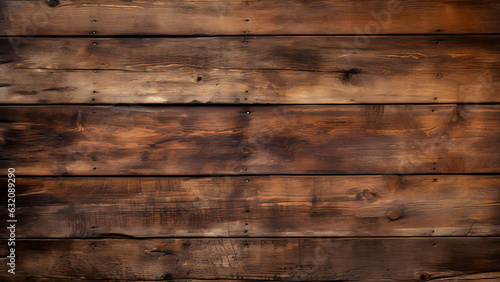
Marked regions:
[245,223,248,225]
[93,42,97,46]
[93,90,97,93]
[93,167,96,170]
[436,41,440,45]
[436,73,443,79]
[245,19,250,22]
[92,20,97,23]
[436,29,441,32]
[431,109,434,112]
[94,70,98,73]
[197,76,203,82]
[244,230,248,233]
[433,168,436,170]
[246,210,250,213]
[92,98,95,101]
[244,41,248,44]
[244,98,247,100]
[92,30,97,34]
[434,97,437,100]
[433,162,436,165]
[244,30,249,34]
[433,178,437,182]
[246,111,251,114]
[433,243,437,247]
[245,90,249,93]
[215,83,219,86]
[245,179,249,182]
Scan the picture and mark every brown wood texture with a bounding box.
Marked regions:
[0,238,498,280]
[1,175,498,238]
[1,0,499,36]
[1,36,498,104]
[1,105,499,175]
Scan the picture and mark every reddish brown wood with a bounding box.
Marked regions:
[1,0,499,36]
[1,36,498,104]
[1,105,499,175]
[0,238,498,281]
[1,175,498,238]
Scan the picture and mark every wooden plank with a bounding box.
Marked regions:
[1,105,499,175]
[0,238,498,280]
[1,36,498,104]
[1,0,499,36]
[1,175,498,238]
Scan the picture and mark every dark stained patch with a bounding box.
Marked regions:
[97,233,138,239]
[446,104,465,127]
[365,105,384,126]
[42,87,72,92]
[146,249,173,256]
[270,46,322,70]
[266,135,311,161]
[141,151,150,162]
[0,3,9,40]
[161,273,174,280]
[0,83,12,87]
[52,131,81,147]
[341,68,361,85]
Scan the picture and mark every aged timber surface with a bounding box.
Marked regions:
[0,0,499,36]
[0,238,498,280]
[1,105,499,175]
[0,175,498,238]
[0,36,498,104]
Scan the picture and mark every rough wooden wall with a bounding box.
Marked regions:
[0,0,499,281]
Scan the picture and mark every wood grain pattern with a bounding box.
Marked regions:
[1,105,499,175]
[0,238,498,280]
[1,175,498,238]
[1,0,499,36]
[1,36,498,104]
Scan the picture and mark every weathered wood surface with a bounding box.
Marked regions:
[1,0,499,36]
[0,238,498,280]
[1,175,498,238]
[0,36,498,104]
[1,105,499,175]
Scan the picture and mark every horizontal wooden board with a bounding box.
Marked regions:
[1,175,498,238]
[1,0,499,36]
[0,238,498,280]
[0,36,498,104]
[1,105,499,175]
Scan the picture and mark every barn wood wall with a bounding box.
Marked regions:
[0,0,499,280]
